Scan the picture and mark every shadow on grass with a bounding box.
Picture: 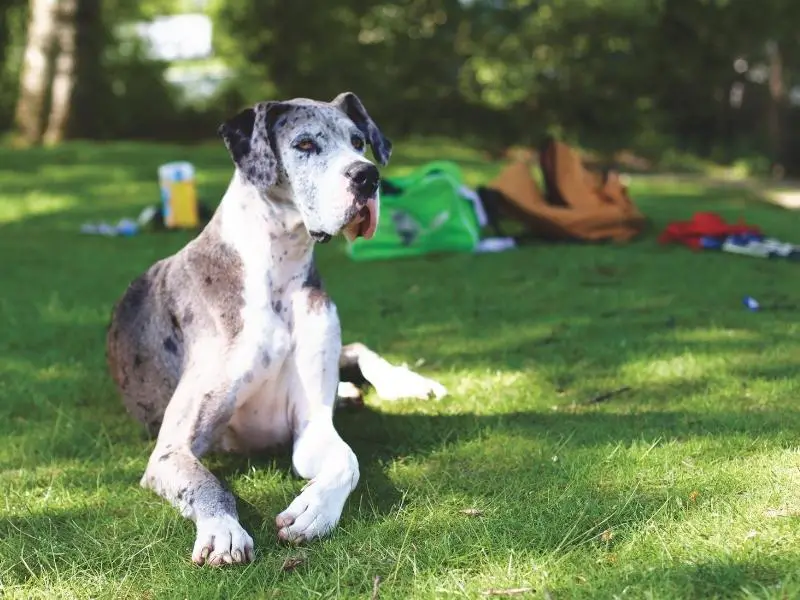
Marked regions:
[2,398,796,592]
[551,554,800,598]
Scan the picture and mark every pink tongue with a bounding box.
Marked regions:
[361,197,377,240]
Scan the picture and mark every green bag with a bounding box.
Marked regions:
[346,161,481,261]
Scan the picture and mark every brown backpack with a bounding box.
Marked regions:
[478,137,647,243]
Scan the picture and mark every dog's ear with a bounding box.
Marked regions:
[331,92,392,166]
[218,102,284,188]
[218,107,256,165]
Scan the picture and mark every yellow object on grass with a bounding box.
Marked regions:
[158,162,199,229]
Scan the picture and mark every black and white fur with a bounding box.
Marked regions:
[105,93,445,567]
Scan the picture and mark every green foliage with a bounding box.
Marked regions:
[86,36,223,141]
[77,0,229,142]
[206,0,800,170]
[5,0,800,169]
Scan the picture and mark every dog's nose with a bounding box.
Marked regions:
[345,162,380,199]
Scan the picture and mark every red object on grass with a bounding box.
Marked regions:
[658,212,762,249]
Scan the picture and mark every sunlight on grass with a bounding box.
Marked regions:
[674,327,763,342]
[0,357,86,384]
[0,192,78,224]
[38,294,109,327]
[621,352,727,382]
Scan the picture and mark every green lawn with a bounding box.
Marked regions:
[1,138,799,600]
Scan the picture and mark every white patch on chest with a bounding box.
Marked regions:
[223,238,291,386]
[215,174,313,451]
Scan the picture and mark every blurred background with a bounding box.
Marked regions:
[2,0,800,176]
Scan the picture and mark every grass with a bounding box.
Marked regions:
[1,137,799,600]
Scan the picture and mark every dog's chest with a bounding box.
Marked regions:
[225,251,296,377]
[221,306,294,452]
[220,267,302,452]
[215,209,312,451]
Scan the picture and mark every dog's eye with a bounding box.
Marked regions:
[351,136,365,151]
[294,139,317,152]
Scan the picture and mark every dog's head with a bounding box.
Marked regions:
[218,92,392,243]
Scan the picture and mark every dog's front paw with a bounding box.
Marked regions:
[372,364,448,401]
[192,514,254,566]
[275,480,350,544]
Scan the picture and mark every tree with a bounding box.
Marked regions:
[14,0,105,145]
[42,0,77,144]
[14,0,56,144]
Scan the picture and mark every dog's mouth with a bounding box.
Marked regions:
[343,197,378,242]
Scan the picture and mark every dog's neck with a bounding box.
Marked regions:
[222,172,313,252]
[215,172,316,282]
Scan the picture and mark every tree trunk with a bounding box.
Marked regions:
[42,0,77,145]
[68,0,108,140]
[14,0,58,145]
[766,40,785,176]
[0,4,10,69]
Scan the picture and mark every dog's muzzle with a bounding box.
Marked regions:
[342,162,380,242]
[342,198,378,242]
[346,162,380,199]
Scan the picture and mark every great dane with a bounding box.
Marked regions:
[106,93,446,567]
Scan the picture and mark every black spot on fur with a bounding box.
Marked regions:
[243,371,254,384]
[158,451,172,462]
[163,337,178,354]
[108,273,153,364]
[304,261,322,289]
[177,487,187,500]
[339,343,370,386]
[133,354,143,368]
[204,276,213,285]
[303,260,331,312]
[261,350,271,369]
[273,300,283,314]
[124,274,151,312]
[309,230,332,243]
[169,313,180,331]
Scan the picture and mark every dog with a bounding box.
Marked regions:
[106,92,446,567]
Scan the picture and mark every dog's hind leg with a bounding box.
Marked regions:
[139,342,255,567]
[276,286,359,543]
